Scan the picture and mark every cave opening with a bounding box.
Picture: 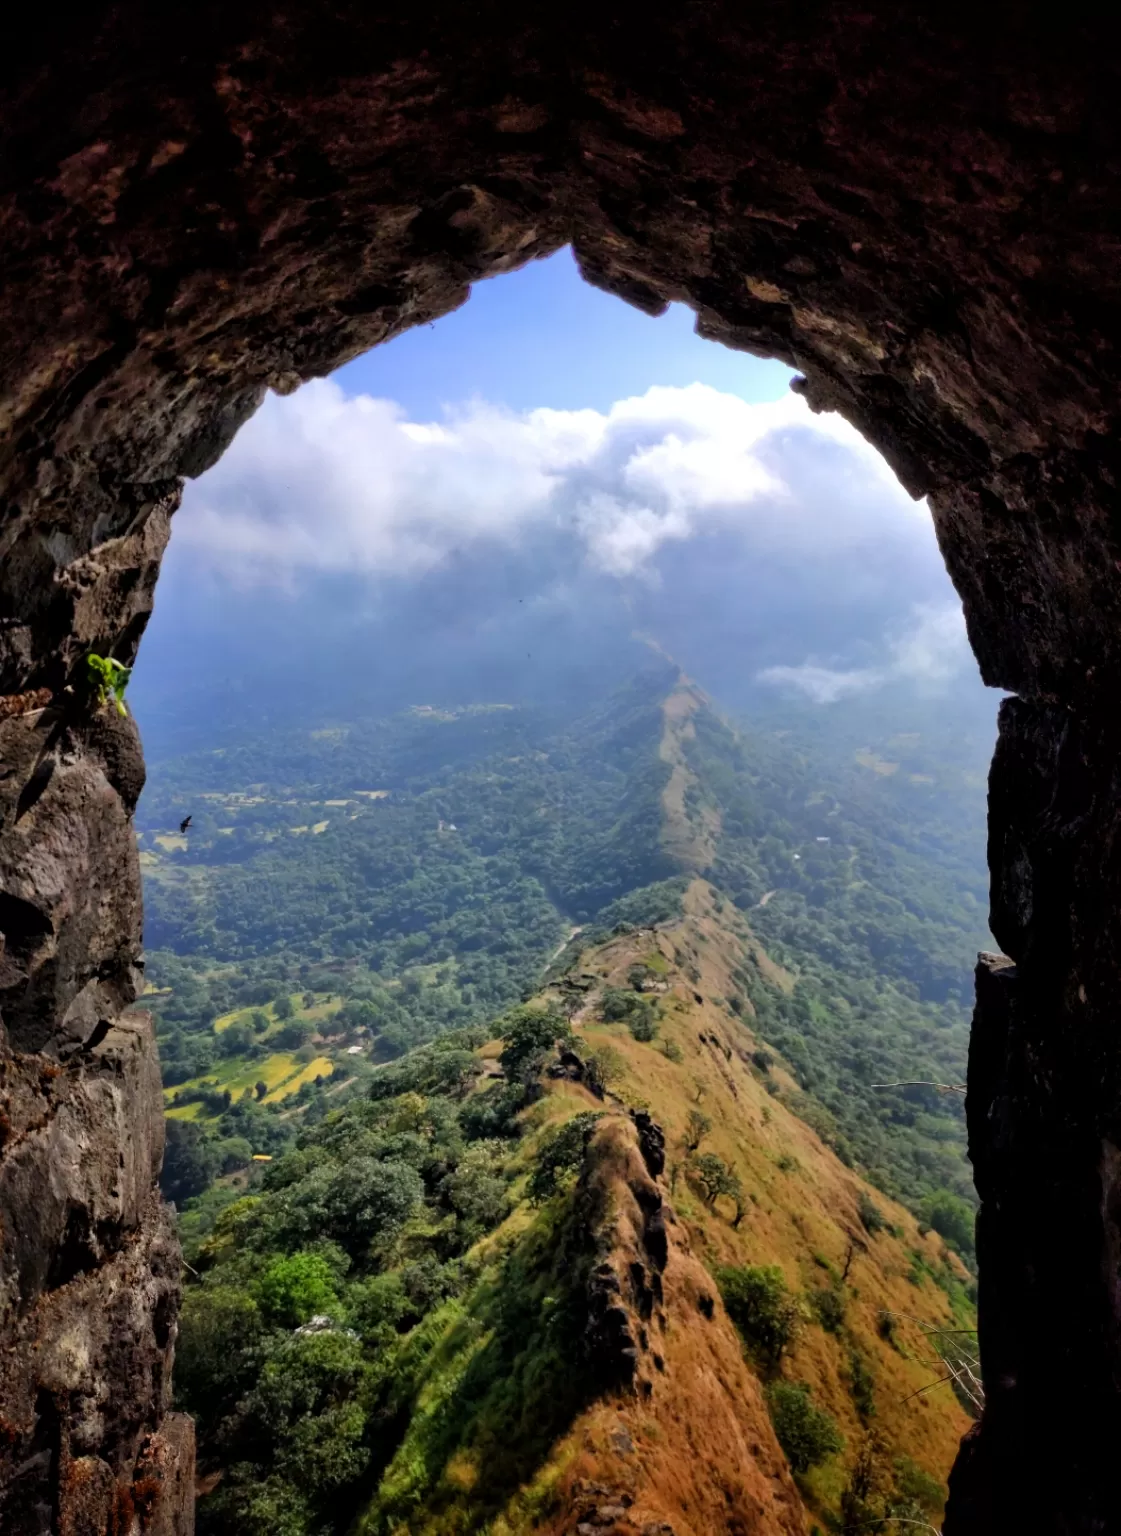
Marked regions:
[2,9,1121,1534]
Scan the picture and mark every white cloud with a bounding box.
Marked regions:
[171,376,975,700]
[887,601,971,685]
[754,662,888,705]
[756,601,971,703]
[176,379,929,583]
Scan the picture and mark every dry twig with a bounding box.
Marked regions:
[870,1079,966,1095]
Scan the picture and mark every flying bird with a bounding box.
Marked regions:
[179,815,192,834]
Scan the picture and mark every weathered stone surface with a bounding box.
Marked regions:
[579,1118,668,1391]
[0,726,142,1054]
[0,679,165,1524]
[946,701,1121,1532]
[2,7,1121,1531]
[0,1012,164,1329]
[0,1189,184,1533]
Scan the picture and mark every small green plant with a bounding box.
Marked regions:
[627,1001,660,1042]
[858,1190,887,1235]
[765,1381,843,1474]
[583,1045,624,1095]
[807,1283,846,1334]
[526,1112,602,1205]
[717,1263,802,1372]
[86,653,131,716]
[683,1108,712,1152]
[661,1037,684,1064]
[847,1346,877,1422]
[877,1311,900,1351]
[692,1153,746,1224]
[693,1151,734,1203]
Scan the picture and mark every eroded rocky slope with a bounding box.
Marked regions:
[337,895,972,1535]
[0,698,192,1533]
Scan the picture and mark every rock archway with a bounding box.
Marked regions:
[2,6,1120,1531]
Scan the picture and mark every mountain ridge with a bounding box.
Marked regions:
[173,888,973,1535]
[141,663,984,1531]
[145,665,982,1213]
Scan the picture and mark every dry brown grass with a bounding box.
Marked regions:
[526,881,972,1533]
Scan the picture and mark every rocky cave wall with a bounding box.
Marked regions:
[2,5,1121,1531]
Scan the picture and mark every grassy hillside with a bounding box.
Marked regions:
[179,900,973,1536]
[546,887,974,1531]
[639,675,980,1214]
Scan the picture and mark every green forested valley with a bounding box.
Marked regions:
[137,661,994,1534]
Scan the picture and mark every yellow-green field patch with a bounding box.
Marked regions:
[301,998,344,1022]
[214,1003,273,1034]
[264,1056,334,1103]
[165,1099,205,1122]
[164,1049,328,1115]
[854,749,899,776]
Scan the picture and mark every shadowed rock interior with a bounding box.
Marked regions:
[2,6,1120,1530]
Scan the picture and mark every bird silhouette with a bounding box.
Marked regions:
[179,815,192,834]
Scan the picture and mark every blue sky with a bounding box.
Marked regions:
[333,247,793,415]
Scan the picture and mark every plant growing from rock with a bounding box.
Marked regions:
[86,653,131,716]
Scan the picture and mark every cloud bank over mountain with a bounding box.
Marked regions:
[178,379,921,580]
[758,602,972,704]
[136,377,981,753]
